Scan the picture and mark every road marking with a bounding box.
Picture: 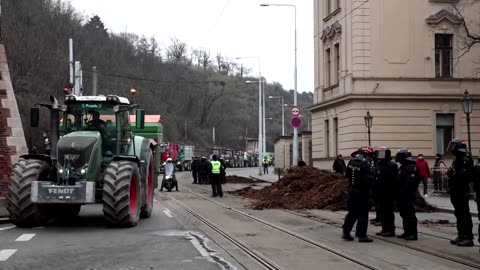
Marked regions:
[163,208,173,218]
[0,226,15,231]
[15,233,35,242]
[0,249,17,261]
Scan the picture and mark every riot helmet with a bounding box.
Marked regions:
[445,138,468,155]
[351,146,374,160]
[375,146,391,160]
[395,148,413,163]
[212,155,218,161]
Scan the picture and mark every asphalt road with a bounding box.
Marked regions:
[0,188,237,270]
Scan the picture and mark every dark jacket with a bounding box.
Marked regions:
[333,157,346,174]
[345,158,374,193]
[398,161,420,193]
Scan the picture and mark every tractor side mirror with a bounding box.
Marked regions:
[135,109,145,129]
[30,108,40,127]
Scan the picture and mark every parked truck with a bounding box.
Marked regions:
[178,145,194,171]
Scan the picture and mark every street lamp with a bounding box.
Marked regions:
[462,89,473,152]
[261,3,298,166]
[364,111,373,146]
[238,56,263,175]
[268,96,285,136]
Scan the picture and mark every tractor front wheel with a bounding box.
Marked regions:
[7,159,49,228]
[102,161,141,227]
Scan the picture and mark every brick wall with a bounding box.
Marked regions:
[0,44,27,198]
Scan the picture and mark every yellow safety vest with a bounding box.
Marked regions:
[211,160,221,174]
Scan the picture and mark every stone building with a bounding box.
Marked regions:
[311,0,480,168]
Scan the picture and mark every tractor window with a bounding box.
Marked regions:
[63,102,117,154]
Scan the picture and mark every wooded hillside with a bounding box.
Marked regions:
[2,0,313,152]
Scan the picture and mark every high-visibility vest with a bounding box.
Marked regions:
[263,158,269,164]
[211,160,221,174]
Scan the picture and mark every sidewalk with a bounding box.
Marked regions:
[425,193,478,217]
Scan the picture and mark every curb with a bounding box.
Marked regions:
[0,217,10,225]
[248,175,275,183]
[433,207,478,218]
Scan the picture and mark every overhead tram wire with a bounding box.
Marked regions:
[82,69,225,85]
[313,0,369,39]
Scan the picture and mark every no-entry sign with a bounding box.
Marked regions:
[290,106,301,117]
[290,116,302,128]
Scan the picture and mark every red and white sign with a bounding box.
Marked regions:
[289,106,301,117]
[290,117,302,128]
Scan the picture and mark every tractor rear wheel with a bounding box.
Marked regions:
[7,159,49,228]
[140,153,154,218]
[102,161,141,227]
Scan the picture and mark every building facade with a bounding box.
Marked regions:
[311,0,480,168]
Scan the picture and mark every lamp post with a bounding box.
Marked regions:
[462,89,473,152]
[268,96,285,136]
[246,79,266,161]
[364,111,373,146]
[261,3,298,165]
[239,54,263,175]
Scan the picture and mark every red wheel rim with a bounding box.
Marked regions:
[147,160,153,202]
[130,176,138,214]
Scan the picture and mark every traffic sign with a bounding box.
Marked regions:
[290,117,302,128]
[290,106,301,117]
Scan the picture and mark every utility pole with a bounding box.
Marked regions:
[212,127,216,147]
[184,120,187,141]
[92,66,98,96]
[74,61,82,96]
[69,39,74,87]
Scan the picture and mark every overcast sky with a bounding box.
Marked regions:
[69,0,314,93]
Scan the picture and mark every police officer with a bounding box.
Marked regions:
[219,157,227,184]
[209,155,224,197]
[446,138,474,247]
[263,156,269,174]
[374,147,398,237]
[474,157,480,253]
[395,148,419,241]
[199,157,208,184]
[191,156,199,184]
[342,146,375,243]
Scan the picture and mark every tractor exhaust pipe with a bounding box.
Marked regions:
[49,95,59,163]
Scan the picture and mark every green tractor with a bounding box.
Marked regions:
[7,95,159,227]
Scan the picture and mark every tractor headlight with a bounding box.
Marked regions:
[166,175,172,180]
[78,164,88,175]
[58,168,64,174]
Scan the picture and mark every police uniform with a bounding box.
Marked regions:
[342,146,375,243]
[446,139,474,247]
[396,149,419,241]
[374,147,398,237]
[210,156,224,197]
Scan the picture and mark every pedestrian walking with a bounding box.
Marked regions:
[333,154,347,175]
[342,146,375,243]
[374,147,398,237]
[446,138,474,247]
[474,158,480,253]
[209,155,224,197]
[395,148,419,241]
[263,156,269,174]
[415,154,431,197]
[433,154,447,192]
[191,156,199,184]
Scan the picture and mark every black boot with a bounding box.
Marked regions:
[404,235,418,241]
[450,236,464,245]
[358,236,373,243]
[456,239,474,247]
[382,231,396,237]
[342,234,354,241]
[375,230,383,236]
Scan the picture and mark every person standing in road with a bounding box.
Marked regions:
[395,148,420,241]
[446,139,474,247]
[433,154,447,192]
[209,155,224,197]
[415,154,431,197]
[263,156,269,174]
[342,146,375,243]
[199,157,208,184]
[333,154,347,175]
[374,147,398,237]
[191,156,199,184]
[219,157,227,184]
